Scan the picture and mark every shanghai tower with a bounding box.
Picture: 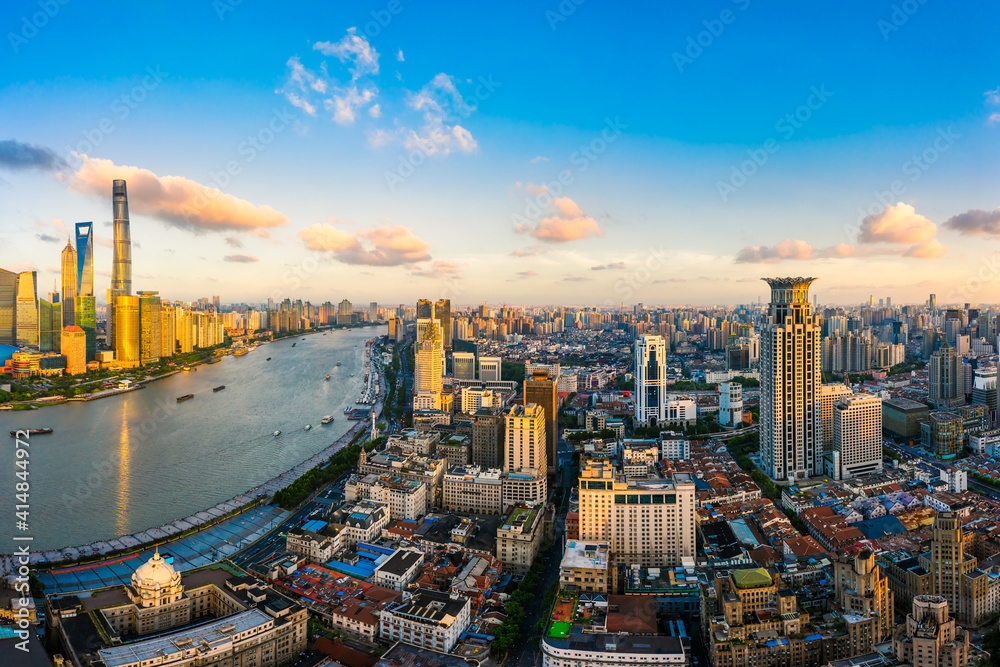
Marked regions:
[108,179,133,350]
[111,179,132,296]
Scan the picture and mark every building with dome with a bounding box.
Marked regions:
[45,554,306,667]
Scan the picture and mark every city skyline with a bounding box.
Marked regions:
[2,2,999,304]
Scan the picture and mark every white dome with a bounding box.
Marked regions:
[132,550,179,588]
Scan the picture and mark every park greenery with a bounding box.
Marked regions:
[490,542,556,655]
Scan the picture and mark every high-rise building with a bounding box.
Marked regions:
[15,270,39,348]
[337,299,352,326]
[577,458,696,567]
[0,268,14,345]
[472,408,505,469]
[524,371,558,474]
[452,351,475,380]
[414,317,443,409]
[833,394,883,479]
[37,297,62,353]
[504,403,546,476]
[833,548,894,656]
[108,179,133,348]
[434,298,451,350]
[929,293,937,310]
[479,356,501,382]
[893,595,969,667]
[61,237,77,326]
[61,325,87,374]
[819,383,854,448]
[760,277,821,481]
[929,344,963,409]
[635,334,666,427]
[416,298,434,321]
[138,291,162,366]
[75,222,94,298]
[73,296,97,361]
[160,305,176,357]
[113,295,141,368]
[718,381,743,427]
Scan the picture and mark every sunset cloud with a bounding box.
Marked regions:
[298,222,432,266]
[736,203,947,263]
[70,155,289,234]
[591,261,626,271]
[224,254,259,263]
[942,207,1000,237]
[0,139,64,171]
[409,260,463,279]
[514,189,604,243]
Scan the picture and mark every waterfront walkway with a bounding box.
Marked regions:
[1,345,386,594]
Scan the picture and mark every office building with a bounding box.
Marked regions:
[107,179,133,350]
[75,222,94,298]
[453,351,476,379]
[15,270,38,347]
[337,298,352,325]
[524,370,558,474]
[37,296,61,353]
[61,325,87,375]
[379,589,470,654]
[472,408,505,469]
[893,595,969,667]
[502,404,547,508]
[833,548,894,655]
[442,465,503,515]
[0,268,14,345]
[972,366,997,421]
[718,381,743,427]
[577,458,696,567]
[414,317,444,410]
[635,334,667,426]
[460,387,500,414]
[60,237,76,325]
[929,344,964,409]
[760,277,821,481]
[138,291,161,365]
[921,411,964,460]
[45,553,308,667]
[435,298,451,349]
[833,394,882,479]
[496,503,544,573]
[114,295,141,368]
[819,383,854,448]
[479,356,501,382]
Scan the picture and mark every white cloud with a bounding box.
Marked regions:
[313,28,379,81]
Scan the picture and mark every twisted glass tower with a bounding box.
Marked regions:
[111,179,132,296]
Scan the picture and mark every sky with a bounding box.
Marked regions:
[2,0,1000,307]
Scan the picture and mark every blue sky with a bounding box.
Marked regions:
[2,0,999,306]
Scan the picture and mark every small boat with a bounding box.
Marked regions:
[325,374,331,380]
[266,357,271,361]
[213,385,226,392]
[273,431,281,436]
[9,428,53,438]
[336,362,341,366]
[304,424,312,431]
[321,416,335,425]
[177,394,194,403]
[292,343,296,347]
[182,366,191,371]
[301,338,305,340]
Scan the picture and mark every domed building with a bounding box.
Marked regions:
[128,549,183,608]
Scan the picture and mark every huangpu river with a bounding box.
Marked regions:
[1,326,380,551]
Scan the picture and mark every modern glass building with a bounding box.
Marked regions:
[15,270,38,348]
[75,222,94,297]
[0,268,15,346]
[74,295,97,361]
[113,295,141,368]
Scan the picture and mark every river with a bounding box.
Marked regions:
[0,326,381,551]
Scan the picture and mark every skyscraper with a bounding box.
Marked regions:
[138,291,162,366]
[108,180,133,351]
[635,335,666,427]
[453,351,476,380]
[760,277,821,481]
[524,370,558,474]
[434,298,451,350]
[15,270,39,348]
[414,317,443,409]
[929,344,963,409]
[75,222,94,298]
[0,268,15,345]
[833,394,883,479]
[111,180,133,296]
[61,325,87,374]
[61,237,77,325]
[114,295,141,368]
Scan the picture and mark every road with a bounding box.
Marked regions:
[504,437,576,667]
